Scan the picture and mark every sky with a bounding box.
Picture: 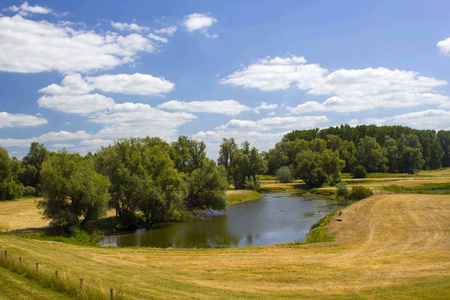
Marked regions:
[0,0,449,160]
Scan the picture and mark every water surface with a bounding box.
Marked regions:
[100,194,342,248]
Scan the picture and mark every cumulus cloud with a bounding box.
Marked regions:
[437,38,450,56]
[41,73,174,96]
[220,55,327,91]
[39,74,94,95]
[0,112,47,128]
[0,15,154,73]
[111,21,149,32]
[215,115,330,131]
[0,130,91,147]
[155,25,177,36]
[286,67,448,114]
[90,102,197,141]
[4,1,52,16]
[86,73,174,96]
[253,102,278,113]
[221,55,448,113]
[158,100,250,115]
[38,94,115,114]
[182,13,218,38]
[365,109,450,130]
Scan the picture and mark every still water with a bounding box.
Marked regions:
[99,194,343,248]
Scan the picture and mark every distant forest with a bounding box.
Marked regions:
[265,124,450,176]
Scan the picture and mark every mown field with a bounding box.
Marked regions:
[0,169,449,299]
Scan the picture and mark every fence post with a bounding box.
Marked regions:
[55,270,58,278]
[4,250,6,259]
[110,288,114,300]
[19,256,21,264]
[80,278,83,289]
[36,263,39,272]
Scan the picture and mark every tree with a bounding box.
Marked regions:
[357,136,388,172]
[171,136,206,173]
[397,134,424,174]
[185,158,228,211]
[438,130,450,167]
[0,147,23,200]
[95,138,185,224]
[275,166,292,183]
[293,149,344,188]
[19,142,48,190]
[217,138,237,180]
[383,136,399,173]
[38,151,110,231]
[229,142,267,190]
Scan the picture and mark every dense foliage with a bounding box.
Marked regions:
[0,146,23,200]
[38,151,110,231]
[218,139,267,190]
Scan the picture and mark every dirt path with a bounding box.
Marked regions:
[0,194,449,298]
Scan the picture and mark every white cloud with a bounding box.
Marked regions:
[4,2,52,16]
[365,109,450,130]
[90,102,197,141]
[147,33,168,43]
[0,130,91,147]
[0,112,47,128]
[215,115,330,131]
[287,67,448,114]
[182,13,218,38]
[51,144,76,149]
[220,55,327,91]
[40,73,174,96]
[437,38,450,56]
[155,25,177,36]
[39,74,93,95]
[0,15,154,73]
[221,55,448,113]
[253,102,278,113]
[86,73,174,96]
[38,94,115,114]
[158,100,250,115]
[111,22,149,32]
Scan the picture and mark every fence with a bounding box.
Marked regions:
[0,248,126,299]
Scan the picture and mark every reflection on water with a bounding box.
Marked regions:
[99,194,343,248]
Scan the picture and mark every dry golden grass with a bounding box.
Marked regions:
[1,192,449,298]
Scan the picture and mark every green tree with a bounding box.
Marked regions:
[0,147,23,200]
[357,136,388,172]
[383,136,399,173]
[95,138,185,224]
[438,130,450,167]
[275,166,292,183]
[185,158,228,211]
[229,143,267,190]
[19,142,48,190]
[38,151,110,231]
[217,138,237,180]
[171,136,206,173]
[293,149,344,188]
[397,134,424,174]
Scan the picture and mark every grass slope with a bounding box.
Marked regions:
[1,193,449,299]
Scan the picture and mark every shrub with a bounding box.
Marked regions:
[23,186,36,197]
[335,182,350,198]
[348,186,373,201]
[275,166,292,183]
[352,165,368,178]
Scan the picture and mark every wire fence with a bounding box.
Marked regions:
[0,248,140,299]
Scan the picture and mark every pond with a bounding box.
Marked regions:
[99,194,343,248]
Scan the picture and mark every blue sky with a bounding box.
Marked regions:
[0,0,449,160]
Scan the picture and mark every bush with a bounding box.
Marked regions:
[348,186,373,201]
[23,186,36,197]
[275,166,292,183]
[352,165,368,178]
[335,182,350,199]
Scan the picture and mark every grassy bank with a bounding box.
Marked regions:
[226,190,263,205]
